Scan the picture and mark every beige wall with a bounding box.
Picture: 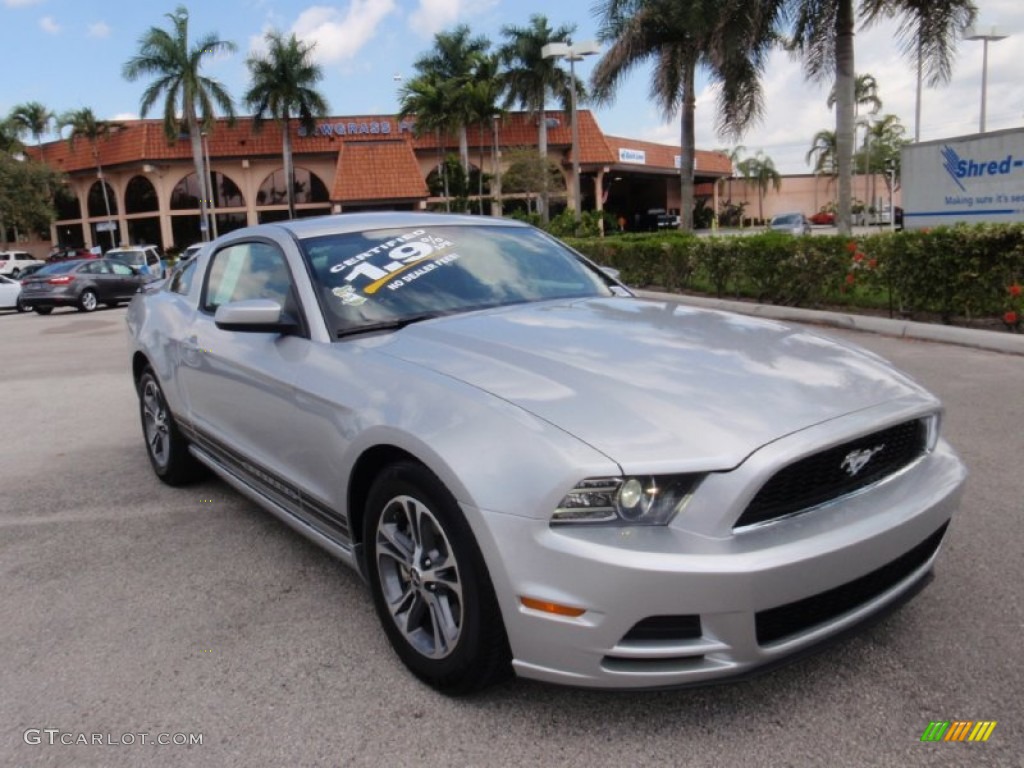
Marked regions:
[722,174,902,221]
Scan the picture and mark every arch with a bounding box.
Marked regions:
[87,180,118,218]
[256,168,329,206]
[125,175,159,214]
[170,171,245,210]
[54,185,82,221]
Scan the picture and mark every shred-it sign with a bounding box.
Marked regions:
[901,126,1024,229]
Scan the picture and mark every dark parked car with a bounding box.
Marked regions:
[19,259,146,314]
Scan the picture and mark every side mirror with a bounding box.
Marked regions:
[214,299,299,334]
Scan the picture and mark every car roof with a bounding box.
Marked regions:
[220,211,531,242]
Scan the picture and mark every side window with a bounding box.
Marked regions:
[202,242,295,313]
[110,263,134,276]
[167,259,196,295]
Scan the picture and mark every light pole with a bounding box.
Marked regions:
[541,40,600,222]
[965,26,1007,133]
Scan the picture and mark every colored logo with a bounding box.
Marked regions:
[940,144,1024,192]
[840,445,885,477]
[920,721,997,742]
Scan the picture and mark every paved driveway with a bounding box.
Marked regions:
[1,307,1020,767]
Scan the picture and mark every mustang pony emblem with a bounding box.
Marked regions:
[841,445,886,477]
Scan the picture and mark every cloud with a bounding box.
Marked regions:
[4,0,43,7]
[39,14,59,34]
[288,1,397,64]
[87,21,110,38]
[111,112,140,121]
[408,0,498,38]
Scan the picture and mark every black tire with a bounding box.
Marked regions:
[78,289,98,312]
[364,462,511,694]
[34,307,53,315]
[137,367,206,486]
[16,297,29,313]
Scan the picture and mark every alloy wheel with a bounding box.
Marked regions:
[141,379,170,469]
[375,494,464,659]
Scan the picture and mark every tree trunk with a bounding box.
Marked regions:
[492,118,502,217]
[458,124,469,182]
[538,107,549,223]
[94,143,116,250]
[678,63,697,231]
[283,116,296,220]
[186,109,211,242]
[835,0,856,236]
[478,123,485,214]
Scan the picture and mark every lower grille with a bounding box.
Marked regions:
[736,419,927,529]
[621,615,702,643]
[755,522,948,646]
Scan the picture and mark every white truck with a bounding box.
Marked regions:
[900,126,1024,230]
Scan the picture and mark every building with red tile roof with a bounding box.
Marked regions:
[28,110,732,252]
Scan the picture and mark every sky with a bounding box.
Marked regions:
[2,0,1022,174]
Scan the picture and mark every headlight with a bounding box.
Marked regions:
[552,475,700,526]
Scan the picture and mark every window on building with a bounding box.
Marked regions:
[87,180,118,217]
[256,168,329,206]
[125,176,159,213]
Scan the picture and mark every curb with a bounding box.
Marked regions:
[637,290,1024,357]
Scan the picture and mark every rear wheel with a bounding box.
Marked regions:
[138,368,206,486]
[364,462,511,694]
[78,289,97,312]
[34,307,53,315]
[16,297,30,313]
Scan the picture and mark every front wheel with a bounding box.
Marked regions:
[16,297,30,313]
[78,289,97,312]
[365,462,511,694]
[138,368,206,486]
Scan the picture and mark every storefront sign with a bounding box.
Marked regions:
[619,148,646,164]
[298,119,417,138]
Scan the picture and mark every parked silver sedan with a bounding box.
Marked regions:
[126,212,965,693]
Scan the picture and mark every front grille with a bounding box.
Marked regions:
[735,420,927,529]
[755,522,947,645]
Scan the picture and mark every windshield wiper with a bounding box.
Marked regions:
[335,311,445,338]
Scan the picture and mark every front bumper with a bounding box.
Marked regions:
[467,439,965,689]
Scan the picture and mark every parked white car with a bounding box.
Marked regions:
[0,275,28,312]
[0,251,45,278]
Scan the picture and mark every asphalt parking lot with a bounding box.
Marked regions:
[1,305,1021,767]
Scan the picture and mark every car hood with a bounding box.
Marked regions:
[376,297,930,471]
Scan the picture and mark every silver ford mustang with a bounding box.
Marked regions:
[126,212,966,693]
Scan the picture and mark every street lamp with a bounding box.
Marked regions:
[965,26,1007,133]
[541,40,601,222]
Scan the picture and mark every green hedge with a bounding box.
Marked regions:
[564,224,1024,325]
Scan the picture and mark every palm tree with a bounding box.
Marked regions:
[737,150,781,224]
[413,25,490,178]
[0,119,24,155]
[466,53,504,213]
[806,129,838,175]
[592,0,783,230]
[244,31,328,221]
[398,71,457,211]
[122,5,236,241]
[9,102,55,165]
[59,108,119,248]
[788,0,975,234]
[499,14,578,223]
[827,72,882,117]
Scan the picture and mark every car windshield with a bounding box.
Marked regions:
[772,215,799,225]
[106,250,144,266]
[301,224,614,335]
